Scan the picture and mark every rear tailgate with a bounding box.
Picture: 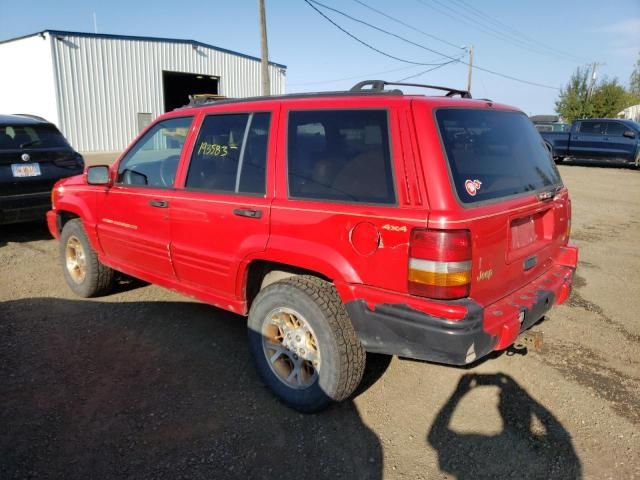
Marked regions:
[429,106,569,307]
[0,149,83,195]
[463,192,570,306]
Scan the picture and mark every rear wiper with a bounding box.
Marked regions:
[20,139,41,148]
[537,185,562,201]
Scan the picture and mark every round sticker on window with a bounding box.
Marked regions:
[465,179,482,196]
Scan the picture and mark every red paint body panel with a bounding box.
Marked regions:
[48,92,578,357]
[96,186,175,279]
[485,259,576,350]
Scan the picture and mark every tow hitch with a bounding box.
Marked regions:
[511,330,544,353]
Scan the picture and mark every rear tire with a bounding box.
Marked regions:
[60,219,115,297]
[247,275,365,412]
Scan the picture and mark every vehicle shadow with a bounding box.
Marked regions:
[109,274,150,295]
[559,159,637,169]
[0,297,383,480]
[427,373,582,479]
[0,221,51,248]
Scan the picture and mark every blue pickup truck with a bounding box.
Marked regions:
[540,118,640,167]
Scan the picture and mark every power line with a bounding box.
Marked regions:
[449,0,587,63]
[303,0,445,65]
[423,0,562,60]
[352,0,464,52]
[471,62,558,90]
[288,64,424,87]
[418,0,585,63]
[308,0,461,62]
[417,0,564,60]
[396,58,462,82]
[452,0,542,41]
[304,0,560,90]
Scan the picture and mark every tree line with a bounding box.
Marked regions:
[555,53,640,123]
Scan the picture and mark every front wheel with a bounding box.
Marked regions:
[247,275,365,412]
[60,219,115,297]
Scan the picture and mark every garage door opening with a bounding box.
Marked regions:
[162,71,219,112]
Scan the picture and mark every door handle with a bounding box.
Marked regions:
[233,208,262,219]
[149,199,169,208]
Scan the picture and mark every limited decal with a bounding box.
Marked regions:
[465,179,482,196]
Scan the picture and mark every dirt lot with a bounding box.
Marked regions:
[1,164,639,479]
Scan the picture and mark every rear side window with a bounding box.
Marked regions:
[186,112,270,195]
[287,110,395,204]
[579,121,606,135]
[436,109,561,204]
[0,124,69,149]
[605,122,626,136]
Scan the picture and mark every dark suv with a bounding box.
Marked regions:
[0,114,84,225]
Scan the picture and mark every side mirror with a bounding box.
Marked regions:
[623,130,636,139]
[86,165,110,185]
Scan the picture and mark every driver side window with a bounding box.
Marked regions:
[117,116,193,187]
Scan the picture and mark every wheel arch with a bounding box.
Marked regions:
[241,260,334,311]
[55,203,102,254]
[56,210,80,233]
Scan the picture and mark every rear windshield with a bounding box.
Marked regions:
[436,109,562,204]
[0,124,70,150]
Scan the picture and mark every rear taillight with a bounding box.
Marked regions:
[408,229,472,300]
[54,153,84,169]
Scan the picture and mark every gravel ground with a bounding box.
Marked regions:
[1,164,639,479]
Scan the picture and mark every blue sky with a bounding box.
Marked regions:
[1,0,639,115]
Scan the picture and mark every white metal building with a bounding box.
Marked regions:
[0,30,286,152]
[618,104,640,122]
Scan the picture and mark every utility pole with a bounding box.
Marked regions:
[258,0,271,96]
[587,62,604,100]
[466,45,474,93]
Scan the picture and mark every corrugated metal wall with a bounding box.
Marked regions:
[50,34,286,152]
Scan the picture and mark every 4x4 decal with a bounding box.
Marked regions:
[381,224,407,232]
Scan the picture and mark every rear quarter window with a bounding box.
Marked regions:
[436,109,562,204]
[605,122,626,136]
[287,109,396,205]
[579,121,606,135]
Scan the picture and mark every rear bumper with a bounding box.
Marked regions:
[346,299,493,365]
[0,192,50,225]
[346,246,577,365]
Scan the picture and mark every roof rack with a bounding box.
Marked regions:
[177,88,403,110]
[185,93,227,107]
[350,80,472,99]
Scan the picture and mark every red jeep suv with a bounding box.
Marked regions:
[47,81,577,412]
